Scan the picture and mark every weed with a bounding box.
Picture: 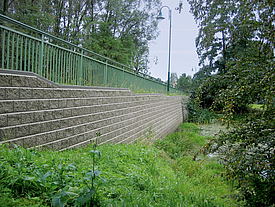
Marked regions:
[0,124,242,206]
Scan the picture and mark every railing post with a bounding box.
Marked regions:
[78,49,83,85]
[2,30,5,69]
[122,66,125,88]
[38,34,44,76]
[104,60,107,87]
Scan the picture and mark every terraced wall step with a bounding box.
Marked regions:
[0,69,186,150]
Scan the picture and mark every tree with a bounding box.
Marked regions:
[189,0,275,205]
[170,72,178,87]
[177,73,192,92]
[3,0,161,73]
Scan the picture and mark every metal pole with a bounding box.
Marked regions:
[167,9,172,92]
[157,6,172,93]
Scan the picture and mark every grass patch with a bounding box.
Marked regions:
[0,123,241,206]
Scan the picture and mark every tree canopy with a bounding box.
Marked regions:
[188,0,274,114]
[188,0,275,205]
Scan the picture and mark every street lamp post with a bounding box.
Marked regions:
[157,6,172,93]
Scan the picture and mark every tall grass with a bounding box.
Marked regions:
[0,123,242,206]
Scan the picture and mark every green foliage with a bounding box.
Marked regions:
[187,2,274,205]
[188,0,274,112]
[177,73,193,92]
[3,0,161,73]
[186,98,219,124]
[0,136,105,206]
[191,65,212,92]
[155,123,206,159]
[170,72,178,87]
[0,123,242,206]
[200,107,275,206]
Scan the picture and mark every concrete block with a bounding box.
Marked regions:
[49,99,59,109]
[69,90,78,98]
[40,144,52,151]
[0,114,7,127]
[74,99,82,107]
[0,74,12,87]
[53,89,62,98]
[64,127,74,138]
[74,125,86,135]
[27,100,40,111]
[77,134,86,143]
[35,78,48,88]
[13,138,24,147]
[52,109,64,119]
[40,121,52,133]
[13,100,27,112]
[8,113,21,126]
[58,99,67,108]
[59,119,68,129]
[11,75,31,87]
[66,99,75,107]
[0,101,13,113]
[52,141,61,150]
[44,111,53,121]
[72,108,80,116]
[86,123,94,131]
[43,89,54,99]
[6,88,20,100]
[19,88,32,99]
[21,112,33,124]
[0,88,6,100]
[61,139,69,148]
[61,90,70,98]
[36,134,47,145]
[44,132,55,143]
[33,111,45,122]
[39,99,50,110]
[0,127,16,141]
[56,130,64,140]
[63,108,72,118]
[29,123,41,135]
[32,88,44,99]
[51,120,61,131]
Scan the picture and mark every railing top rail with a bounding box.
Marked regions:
[0,14,185,92]
[0,14,166,84]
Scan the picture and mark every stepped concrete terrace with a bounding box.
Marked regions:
[0,69,187,151]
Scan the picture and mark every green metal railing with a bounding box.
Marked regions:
[0,14,183,94]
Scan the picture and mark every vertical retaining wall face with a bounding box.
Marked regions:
[0,71,185,151]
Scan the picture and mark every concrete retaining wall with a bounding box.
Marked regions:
[0,69,186,151]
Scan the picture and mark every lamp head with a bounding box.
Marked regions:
[157,10,165,20]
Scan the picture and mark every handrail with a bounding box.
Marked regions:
[0,14,184,93]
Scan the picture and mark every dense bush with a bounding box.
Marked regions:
[186,98,218,124]
[200,107,275,206]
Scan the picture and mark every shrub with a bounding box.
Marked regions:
[186,98,218,124]
[200,107,275,206]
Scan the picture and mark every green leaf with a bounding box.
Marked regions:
[52,195,65,207]
[23,176,35,181]
[90,150,100,157]
[65,163,76,170]
[42,171,52,181]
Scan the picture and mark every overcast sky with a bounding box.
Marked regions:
[148,0,199,81]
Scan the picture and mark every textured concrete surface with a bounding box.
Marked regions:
[0,70,186,151]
